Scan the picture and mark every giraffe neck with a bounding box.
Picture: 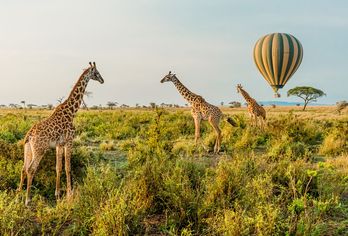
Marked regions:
[61,71,90,116]
[172,77,199,104]
[239,88,254,104]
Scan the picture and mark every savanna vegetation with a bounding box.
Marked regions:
[0,106,347,235]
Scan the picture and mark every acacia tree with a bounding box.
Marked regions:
[228,101,241,108]
[287,86,326,111]
[57,97,64,104]
[106,101,118,109]
[27,104,37,109]
[82,91,93,109]
[149,102,156,109]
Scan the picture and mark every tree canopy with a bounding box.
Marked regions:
[287,86,326,110]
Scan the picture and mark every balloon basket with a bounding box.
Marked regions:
[274,93,281,98]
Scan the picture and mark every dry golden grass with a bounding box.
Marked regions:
[1,105,347,121]
[222,105,348,120]
[0,106,346,235]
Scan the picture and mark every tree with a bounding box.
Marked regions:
[228,101,241,108]
[149,102,156,109]
[107,101,118,109]
[9,103,19,109]
[82,91,93,109]
[57,97,64,104]
[27,104,37,109]
[287,86,326,111]
[20,100,26,108]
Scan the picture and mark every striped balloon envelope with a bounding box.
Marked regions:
[253,33,303,97]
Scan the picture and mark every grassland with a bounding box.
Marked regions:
[0,106,347,235]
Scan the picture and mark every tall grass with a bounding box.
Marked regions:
[0,108,347,235]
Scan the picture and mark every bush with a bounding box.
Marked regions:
[0,109,347,235]
[319,125,347,156]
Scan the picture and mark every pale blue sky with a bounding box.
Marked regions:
[0,0,347,106]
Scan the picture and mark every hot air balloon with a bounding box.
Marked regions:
[253,33,303,97]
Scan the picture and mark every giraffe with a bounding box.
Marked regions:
[17,62,104,206]
[161,71,237,153]
[236,84,266,128]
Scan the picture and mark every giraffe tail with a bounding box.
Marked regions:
[23,126,35,144]
[23,132,30,144]
[226,117,238,127]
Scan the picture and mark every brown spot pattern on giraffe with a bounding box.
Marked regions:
[18,63,104,206]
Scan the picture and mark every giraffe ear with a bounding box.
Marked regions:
[89,62,92,67]
[93,62,96,67]
[169,71,171,75]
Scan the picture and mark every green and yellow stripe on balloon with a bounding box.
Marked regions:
[253,33,303,97]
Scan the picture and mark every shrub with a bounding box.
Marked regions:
[0,109,347,235]
[319,127,347,156]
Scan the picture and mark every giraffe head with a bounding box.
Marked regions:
[86,62,104,84]
[160,71,177,83]
[236,84,243,93]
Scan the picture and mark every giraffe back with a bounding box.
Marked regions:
[24,104,75,146]
[248,100,266,119]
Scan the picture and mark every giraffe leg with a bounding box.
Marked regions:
[192,113,209,151]
[64,143,73,200]
[248,112,255,127]
[18,167,26,193]
[193,115,201,145]
[25,173,34,206]
[262,118,267,129]
[209,117,222,154]
[253,115,257,127]
[258,116,263,129]
[25,152,44,206]
[17,143,32,192]
[55,145,64,200]
[256,116,261,128]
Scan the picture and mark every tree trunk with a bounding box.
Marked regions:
[303,101,308,111]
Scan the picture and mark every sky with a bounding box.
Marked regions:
[0,0,347,106]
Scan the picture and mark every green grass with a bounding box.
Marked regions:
[0,108,347,235]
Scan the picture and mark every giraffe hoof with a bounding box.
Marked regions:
[25,199,31,207]
[55,189,61,199]
[66,190,73,201]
